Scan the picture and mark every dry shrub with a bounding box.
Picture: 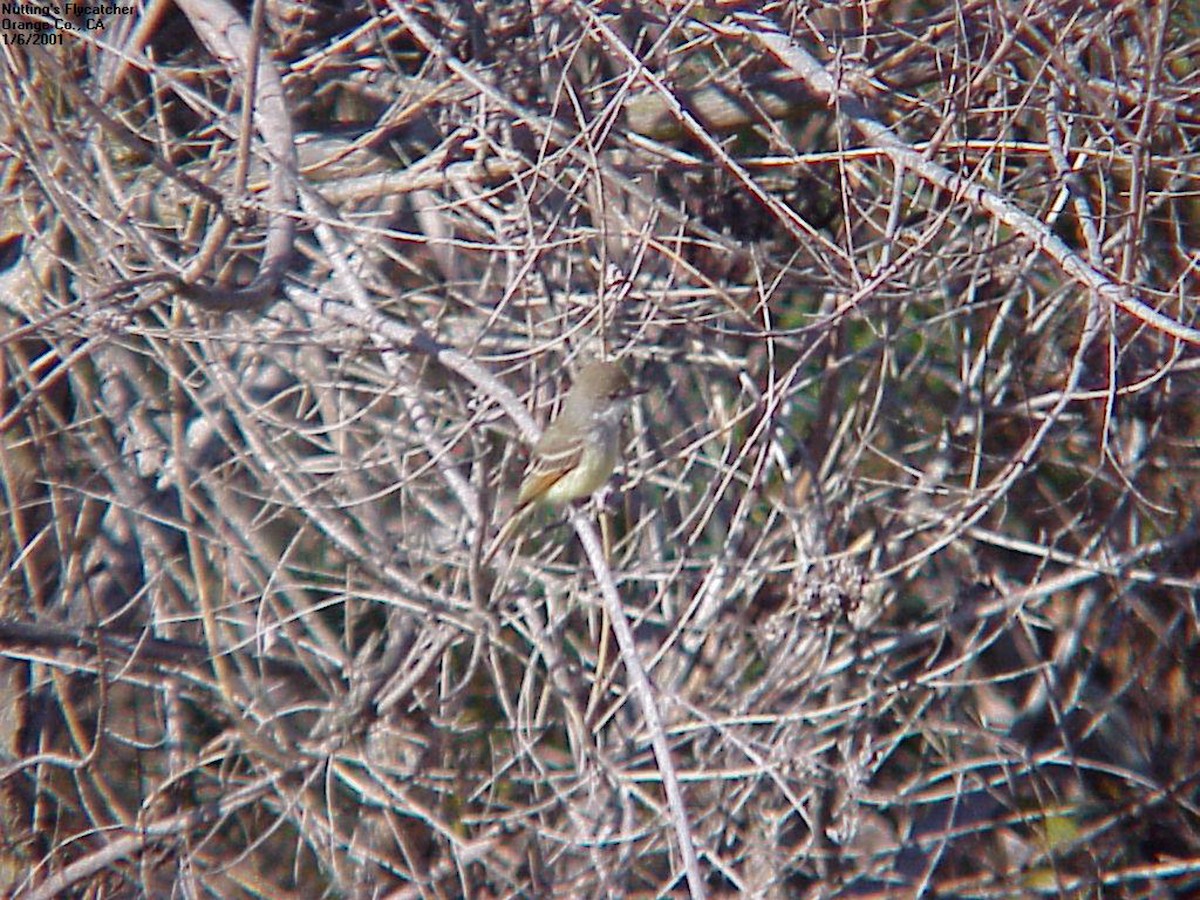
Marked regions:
[1,1,1197,896]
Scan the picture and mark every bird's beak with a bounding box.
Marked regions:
[622,382,648,400]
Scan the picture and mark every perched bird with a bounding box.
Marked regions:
[485,359,640,564]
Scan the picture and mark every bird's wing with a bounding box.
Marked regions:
[514,428,584,508]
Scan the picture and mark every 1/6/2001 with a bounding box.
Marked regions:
[3,30,63,44]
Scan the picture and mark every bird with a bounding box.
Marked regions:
[484,359,640,564]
